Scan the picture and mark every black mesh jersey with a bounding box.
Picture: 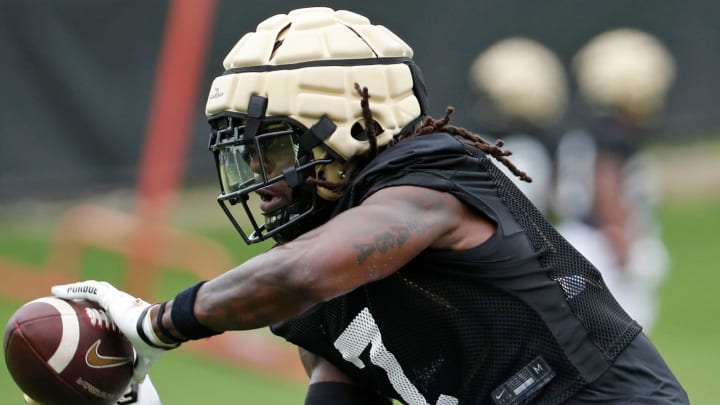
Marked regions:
[271,133,641,405]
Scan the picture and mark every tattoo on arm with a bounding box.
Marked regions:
[353,223,417,264]
[352,192,449,264]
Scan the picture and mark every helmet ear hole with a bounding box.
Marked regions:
[350,121,368,141]
[350,120,384,141]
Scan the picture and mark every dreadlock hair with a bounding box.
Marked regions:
[404,106,533,182]
[307,83,532,193]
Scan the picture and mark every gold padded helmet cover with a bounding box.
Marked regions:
[205,7,424,199]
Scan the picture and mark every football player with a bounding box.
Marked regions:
[467,36,569,214]
[553,28,675,333]
[52,8,688,404]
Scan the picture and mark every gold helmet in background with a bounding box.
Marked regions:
[573,28,676,124]
[469,37,569,129]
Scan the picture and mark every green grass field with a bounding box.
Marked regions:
[1,147,718,403]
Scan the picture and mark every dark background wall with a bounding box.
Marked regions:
[1,0,718,201]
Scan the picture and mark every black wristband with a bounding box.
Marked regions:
[170,281,222,340]
[305,382,392,405]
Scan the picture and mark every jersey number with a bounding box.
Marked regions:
[333,307,459,405]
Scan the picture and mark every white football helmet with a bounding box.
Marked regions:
[205,7,428,243]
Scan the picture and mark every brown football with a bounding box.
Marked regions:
[3,297,134,405]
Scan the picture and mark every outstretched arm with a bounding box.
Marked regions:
[168,184,484,333]
[53,185,495,379]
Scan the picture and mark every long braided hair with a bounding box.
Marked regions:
[309,83,532,193]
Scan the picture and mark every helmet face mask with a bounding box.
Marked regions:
[213,117,299,193]
[209,108,332,244]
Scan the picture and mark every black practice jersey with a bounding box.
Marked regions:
[271,133,640,404]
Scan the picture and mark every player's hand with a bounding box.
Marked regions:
[51,280,177,382]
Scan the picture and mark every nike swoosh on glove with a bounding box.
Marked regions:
[52,280,177,382]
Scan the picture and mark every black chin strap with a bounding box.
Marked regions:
[298,115,344,162]
[244,95,269,141]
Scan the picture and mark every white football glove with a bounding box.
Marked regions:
[51,280,177,382]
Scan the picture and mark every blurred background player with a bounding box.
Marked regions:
[468,37,569,215]
[553,28,676,333]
